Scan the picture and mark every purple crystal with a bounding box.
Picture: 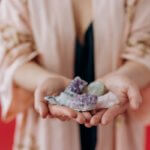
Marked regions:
[65,77,88,94]
[45,77,100,111]
[70,93,98,110]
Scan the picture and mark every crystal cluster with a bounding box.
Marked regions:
[45,77,118,111]
[69,94,98,111]
[65,77,88,94]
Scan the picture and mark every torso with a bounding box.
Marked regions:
[72,0,92,44]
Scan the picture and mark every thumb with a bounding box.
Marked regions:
[127,85,142,110]
[34,88,49,118]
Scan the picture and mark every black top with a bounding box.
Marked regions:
[74,23,97,150]
[74,23,95,83]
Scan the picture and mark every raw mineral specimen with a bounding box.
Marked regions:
[45,93,98,111]
[65,77,88,94]
[69,94,98,111]
[45,77,119,111]
[87,81,106,96]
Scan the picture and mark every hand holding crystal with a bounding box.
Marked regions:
[89,74,142,126]
[34,76,77,121]
[44,76,121,126]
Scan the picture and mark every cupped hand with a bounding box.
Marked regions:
[88,74,142,126]
[34,76,75,120]
[34,75,89,123]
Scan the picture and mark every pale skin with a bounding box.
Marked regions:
[13,0,150,126]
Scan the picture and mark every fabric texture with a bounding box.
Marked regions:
[0,0,150,150]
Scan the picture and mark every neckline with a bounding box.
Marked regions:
[76,22,93,45]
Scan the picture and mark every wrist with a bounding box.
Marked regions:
[37,72,52,87]
[100,61,150,88]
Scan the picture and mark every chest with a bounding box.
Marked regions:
[29,0,127,76]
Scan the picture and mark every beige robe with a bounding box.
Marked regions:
[0,0,150,149]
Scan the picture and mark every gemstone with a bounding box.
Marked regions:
[65,77,88,94]
[87,81,106,96]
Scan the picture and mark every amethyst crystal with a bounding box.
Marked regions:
[65,77,88,94]
[69,94,98,111]
[45,93,98,111]
[45,77,97,111]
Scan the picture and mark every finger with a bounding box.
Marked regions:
[39,102,49,118]
[49,105,77,119]
[85,123,92,128]
[47,114,53,118]
[128,85,142,110]
[75,112,86,124]
[101,104,128,125]
[90,109,106,126]
[57,116,70,121]
[58,114,71,121]
[82,112,92,122]
[34,89,49,118]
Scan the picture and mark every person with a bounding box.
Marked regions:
[0,0,150,150]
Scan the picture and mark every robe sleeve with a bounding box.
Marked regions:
[122,0,150,70]
[0,0,38,121]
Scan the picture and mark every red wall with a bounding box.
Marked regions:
[146,126,150,150]
[0,109,15,150]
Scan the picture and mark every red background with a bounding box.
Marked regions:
[146,126,150,150]
[0,109,15,150]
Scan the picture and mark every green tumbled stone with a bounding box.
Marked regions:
[87,81,107,96]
